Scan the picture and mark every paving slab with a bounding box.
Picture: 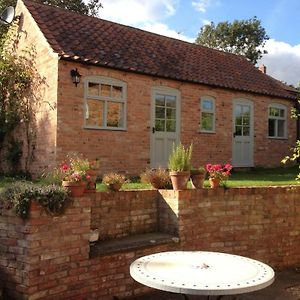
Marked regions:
[128,268,300,300]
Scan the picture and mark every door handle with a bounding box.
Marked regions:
[152,127,155,133]
[233,132,236,138]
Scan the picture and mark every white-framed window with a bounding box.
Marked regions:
[200,96,215,132]
[84,76,127,130]
[268,103,287,138]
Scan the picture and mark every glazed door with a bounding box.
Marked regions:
[232,100,254,167]
[150,88,180,168]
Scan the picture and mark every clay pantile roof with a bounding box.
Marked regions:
[23,0,296,100]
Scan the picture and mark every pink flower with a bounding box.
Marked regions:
[61,163,70,171]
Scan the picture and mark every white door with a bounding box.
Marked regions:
[150,88,180,168]
[232,100,254,167]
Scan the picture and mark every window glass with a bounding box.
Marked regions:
[201,112,214,131]
[112,86,122,99]
[155,107,165,119]
[202,100,213,110]
[155,119,165,132]
[268,105,286,138]
[85,78,126,129]
[166,95,176,108]
[86,99,104,127]
[88,82,100,97]
[107,102,123,127]
[155,94,165,106]
[200,97,215,132]
[100,84,111,97]
[277,120,285,137]
[166,108,176,119]
[166,120,176,132]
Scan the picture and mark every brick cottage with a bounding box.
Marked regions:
[14,0,297,176]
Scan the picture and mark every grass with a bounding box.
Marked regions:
[0,166,299,192]
[97,166,299,191]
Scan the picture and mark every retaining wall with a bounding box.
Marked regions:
[0,186,299,299]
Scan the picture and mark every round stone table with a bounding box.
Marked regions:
[130,251,275,297]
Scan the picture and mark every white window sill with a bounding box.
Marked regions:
[268,136,288,140]
[199,130,216,134]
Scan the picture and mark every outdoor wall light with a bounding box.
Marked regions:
[70,68,81,87]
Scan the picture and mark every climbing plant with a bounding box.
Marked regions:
[0,20,44,173]
[282,84,300,179]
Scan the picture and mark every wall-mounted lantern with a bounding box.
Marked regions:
[70,68,81,87]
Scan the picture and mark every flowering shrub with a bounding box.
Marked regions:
[206,164,233,182]
[60,153,90,182]
[102,173,126,185]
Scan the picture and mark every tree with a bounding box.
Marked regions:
[195,17,269,64]
[0,0,102,41]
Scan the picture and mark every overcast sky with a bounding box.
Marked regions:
[98,0,300,86]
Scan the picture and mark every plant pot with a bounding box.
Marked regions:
[209,178,220,188]
[62,181,85,197]
[107,183,122,192]
[169,171,190,190]
[85,169,98,193]
[191,173,205,189]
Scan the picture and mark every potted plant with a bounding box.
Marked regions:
[205,163,233,188]
[60,153,90,197]
[140,168,172,189]
[190,167,206,189]
[102,172,126,191]
[85,158,100,193]
[168,143,193,190]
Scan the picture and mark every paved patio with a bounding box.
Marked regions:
[129,267,300,299]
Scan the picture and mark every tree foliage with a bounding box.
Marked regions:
[0,0,102,41]
[195,16,269,64]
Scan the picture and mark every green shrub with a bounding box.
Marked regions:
[168,143,193,172]
[0,181,70,219]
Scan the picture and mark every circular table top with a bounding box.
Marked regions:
[130,251,275,296]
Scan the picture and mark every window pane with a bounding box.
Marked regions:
[268,119,275,137]
[243,126,250,136]
[166,108,176,120]
[202,100,213,110]
[155,107,165,119]
[107,102,123,127]
[112,85,122,99]
[166,96,176,108]
[243,117,250,126]
[277,120,285,137]
[100,84,111,97]
[201,112,213,131]
[86,99,104,127]
[155,119,165,132]
[235,126,242,136]
[88,82,100,96]
[279,109,285,118]
[166,120,176,132]
[235,105,242,117]
[156,94,165,106]
[235,116,242,126]
[269,107,279,117]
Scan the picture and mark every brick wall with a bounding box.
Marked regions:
[0,187,300,299]
[56,60,297,176]
[91,190,158,240]
[14,0,58,175]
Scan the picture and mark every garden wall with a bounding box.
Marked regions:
[0,186,300,299]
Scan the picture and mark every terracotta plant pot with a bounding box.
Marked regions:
[209,178,220,188]
[169,171,190,190]
[107,183,122,192]
[191,173,205,189]
[62,181,86,197]
[85,169,98,193]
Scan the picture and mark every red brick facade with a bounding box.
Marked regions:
[1,187,299,299]
[15,0,297,176]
